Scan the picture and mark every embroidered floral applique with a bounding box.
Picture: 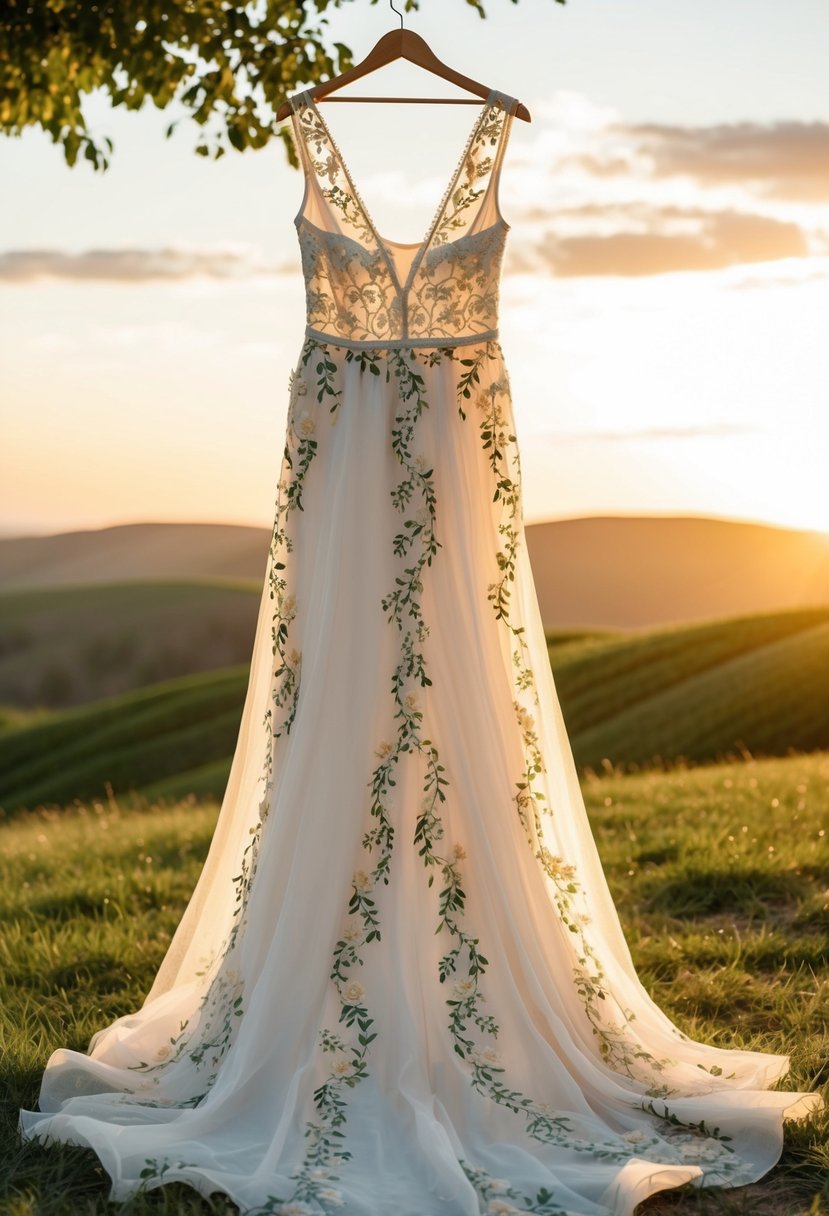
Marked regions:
[289,91,514,347]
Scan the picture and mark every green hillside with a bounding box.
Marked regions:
[0,667,248,814]
[551,605,829,769]
[0,580,260,709]
[1,606,828,814]
[572,620,829,772]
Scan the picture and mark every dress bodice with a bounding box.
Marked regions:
[288,88,519,350]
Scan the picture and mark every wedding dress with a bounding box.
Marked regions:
[18,88,821,1216]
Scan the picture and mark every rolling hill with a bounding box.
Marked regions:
[0,579,261,708]
[2,515,828,631]
[2,605,827,814]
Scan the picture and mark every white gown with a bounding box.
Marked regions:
[18,88,822,1216]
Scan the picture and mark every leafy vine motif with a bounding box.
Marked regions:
[275,342,598,1215]
[458,350,751,1128]
[277,343,405,1212]
[120,344,336,1109]
[455,345,681,1088]
[131,335,747,1206]
[369,344,737,1171]
[461,1162,574,1216]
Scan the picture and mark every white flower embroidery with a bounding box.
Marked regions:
[317,1188,344,1206]
[678,1140,728,1162]
[295,412,316,439]
[403,692,419,713]
[352,869,371,893]
[452,842,467,861]
[486,1178,510,1193]
[331,1058,352,1077]
[343,981,365,1004]
[155,1044,171,1060]
[342,920,362,943]
[452,978,476,1000]
[374,739,393,759]
[287,368,308,410]
[471,1046,501,1066]
[540,850,578,882]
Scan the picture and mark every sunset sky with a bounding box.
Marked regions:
[2,0,828,538]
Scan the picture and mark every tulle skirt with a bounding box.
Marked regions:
[18,336,822,1215]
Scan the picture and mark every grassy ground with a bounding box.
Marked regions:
[1,751,827,1215]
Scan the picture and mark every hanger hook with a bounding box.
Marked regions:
[389,0,405,29]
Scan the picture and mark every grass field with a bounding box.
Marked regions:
[3,606,829,814]
[1,750,826,1215]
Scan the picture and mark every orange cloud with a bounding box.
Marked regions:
[556,119,829,201]
[624,119,829,201]
[0,248,298,282]
[528,207,810,277]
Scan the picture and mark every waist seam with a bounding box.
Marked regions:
[303,326,499,352]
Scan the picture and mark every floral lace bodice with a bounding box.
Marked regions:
[288,88,518,349]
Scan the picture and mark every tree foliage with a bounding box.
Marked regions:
[0,0,565,171]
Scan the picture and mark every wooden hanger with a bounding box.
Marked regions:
[274,1,531,124]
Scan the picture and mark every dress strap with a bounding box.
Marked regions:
[429,89,518,244]
[489,93,518,219]
[287,89,315,176]
[286,90,378,247]
[490,90,520,116]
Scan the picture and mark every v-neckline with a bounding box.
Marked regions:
[302,89,496,295]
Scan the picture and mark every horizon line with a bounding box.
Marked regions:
[2,511,828,542]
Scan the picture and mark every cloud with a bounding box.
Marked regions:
[526,206,811,277]
[726,258,829,290]
[622,119,829,201]
[532,98,829,201]
[0,246,299,283]
[534,423,759,442]
[4,100,828,285]
[499,95,829,277]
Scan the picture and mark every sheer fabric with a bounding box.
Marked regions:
[18,89,822,1216]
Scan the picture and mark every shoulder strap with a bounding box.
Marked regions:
[480,91,518,233]
[287,90,321,228]
[429,90,518,248]
[489,91,519,182]
[287,90,379,247]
